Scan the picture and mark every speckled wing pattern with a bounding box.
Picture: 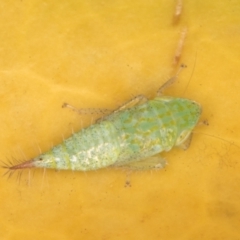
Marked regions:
[29,95,201,171]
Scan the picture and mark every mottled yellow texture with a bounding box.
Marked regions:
[1,1,240,239]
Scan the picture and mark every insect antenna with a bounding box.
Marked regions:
[182,51,198,97]
[193,131,240,151]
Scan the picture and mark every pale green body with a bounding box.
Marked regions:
[33,96,201,171]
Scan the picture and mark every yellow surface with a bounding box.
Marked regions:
[1,1,240,239]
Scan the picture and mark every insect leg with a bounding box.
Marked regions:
[173,0,183,23]
[173,28,187,65]
[62,94,147,117]
[178,133,193,150]
[115,156,167,171]
[112,95,148,113]
[96,95,148,122]
[62,102,112,115]
[157,64,187,96]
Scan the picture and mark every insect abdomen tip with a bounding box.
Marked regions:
[8,159,35,170]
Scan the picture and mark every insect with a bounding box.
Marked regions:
[4,64,202,173]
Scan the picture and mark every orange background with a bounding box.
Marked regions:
[1,1,240,239]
